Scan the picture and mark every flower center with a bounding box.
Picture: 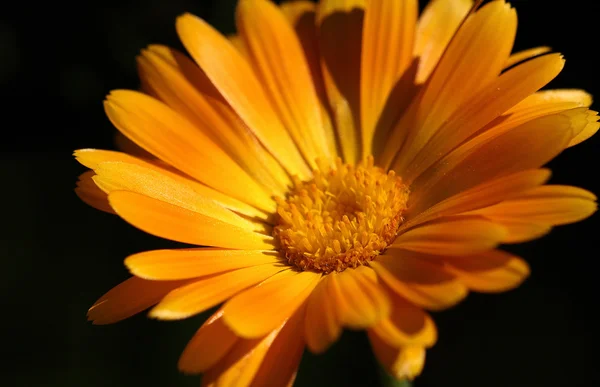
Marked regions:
[274,156,409,273]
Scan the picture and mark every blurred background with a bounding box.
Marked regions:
[1,0,599,385]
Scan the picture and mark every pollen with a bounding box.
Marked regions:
[274,156,409,274]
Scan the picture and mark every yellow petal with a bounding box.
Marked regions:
[75,171,114,214]
[87,276,187,325]
[503,46,551,69]
[137,45,291,195]
[328,266,391,330]
[471,185,597,226]
[360,0,417,155]
[75,149,270,222]
[178,308,239,374]
[372,291,437,348]
[149,264,286,320]
[107,191,274,249]
[125,248,281,280]
[317,0,365,164]
[104,90,275,212]
[397,53,565,183]
[280,0,338,159]
[222,270,320,338]
[370,252,467,311]
[237,0,331,166]
[443,250,530,293]
[392,218,507,256]
[93,161,265,233]
[368,331,426,381]
[176,13,311,179]
[414,0,473,83]
[404,169,551,230]
[410,111,580,214]
[381,0,516,170]
[304,274,342,354]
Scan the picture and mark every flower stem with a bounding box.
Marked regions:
[377,365,413,387]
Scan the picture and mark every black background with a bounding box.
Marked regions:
[2,0,599,386]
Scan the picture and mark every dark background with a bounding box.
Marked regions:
[2,0,599,385]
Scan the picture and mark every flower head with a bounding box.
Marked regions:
[75,0,598,384]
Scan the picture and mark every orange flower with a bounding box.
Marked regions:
[75,0,598,384]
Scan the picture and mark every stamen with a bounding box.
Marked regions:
[274,156,409,273]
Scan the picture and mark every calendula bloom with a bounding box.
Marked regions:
[75,0,598,384]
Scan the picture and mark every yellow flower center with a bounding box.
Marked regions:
[274,156,409,274]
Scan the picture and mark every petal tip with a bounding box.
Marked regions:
[148,307,190,321]
[175,12,202,31]
[123,256,145,278]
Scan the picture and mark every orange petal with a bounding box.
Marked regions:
[414,0,473,83]
[485,219,551,244]
[568,109,600,147]
[87,276,188,325]
[327,266,391,330]
[370,252,467,311]
[75,149,270,222]
[392,217,507,256]
[176,13,311,179]
[227,34,248,57]
[381,0,516,170]
[317,0,365,164]
[203,307,305,387]
[125,248,281,280]
[137,45,291,194]
[304,274,342,354]
[280,0,338,160]
[104,90,275,212]
[223,269,321,338]
[479,89,595,149]
[368,331,426,381]
[398,53,565,183]
[504,46,552,69]
[360,0,417,155]
[250,306,306,387]
[410,111,581,213]
[149,264,286,320]
[178,308,239,374]
[76,148,155,170]
[107,191,274,249]
[507,89,592,114]
[443,250,530,293]
[470,185,597,226]
[237,0,331,166]
[114,131,154,159]
[372,60,421,160]
[202,328,279,387]
[75,171,114,214]
[404,169,551,229]
[93,161,266,233]
[372,290,437,348]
